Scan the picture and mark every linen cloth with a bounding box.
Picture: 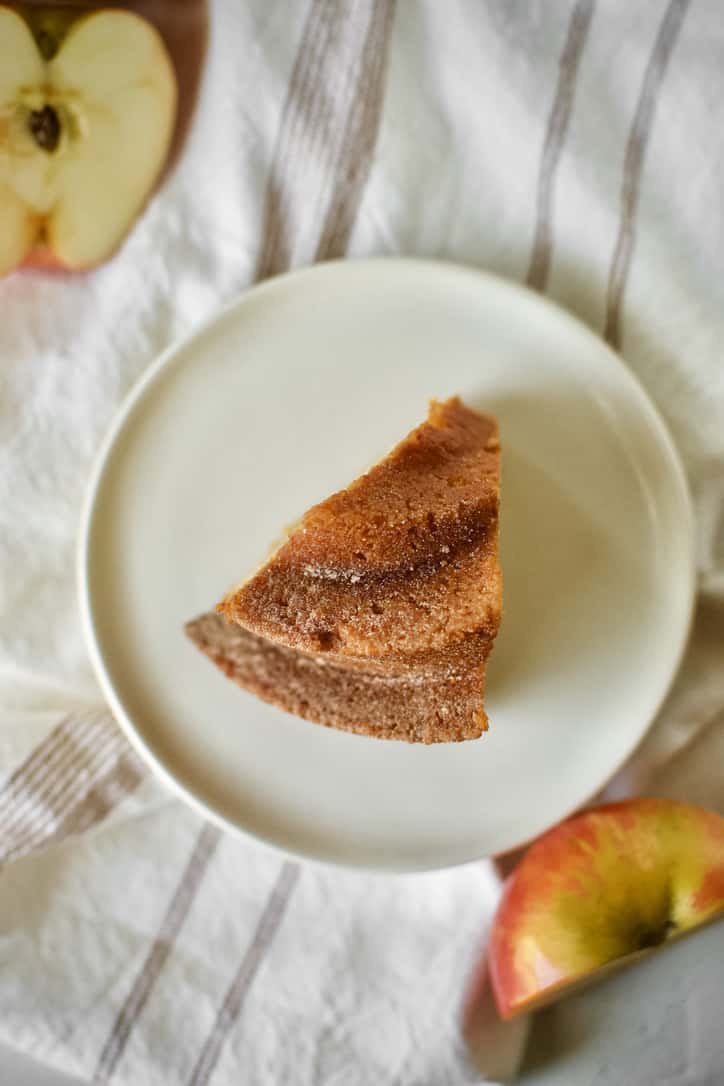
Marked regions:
[1,1,724,1083]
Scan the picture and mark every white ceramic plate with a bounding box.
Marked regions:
[79,259,694,871]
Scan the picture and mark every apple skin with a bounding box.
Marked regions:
[22,248,64,271]
[488,798,724,1020]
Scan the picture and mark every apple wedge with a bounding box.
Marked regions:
[0,5,177,274]
[488,798,724,1019]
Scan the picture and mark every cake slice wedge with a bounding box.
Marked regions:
[187,396,502,742]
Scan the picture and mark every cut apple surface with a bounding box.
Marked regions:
[0,5,177,274]
[488,798,724,1019]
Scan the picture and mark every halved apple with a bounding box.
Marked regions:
[0,5,177,274]
[489,798,724,1019]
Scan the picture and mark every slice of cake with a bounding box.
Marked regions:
[186,397,501,742]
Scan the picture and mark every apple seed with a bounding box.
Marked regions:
[28,106,61,153]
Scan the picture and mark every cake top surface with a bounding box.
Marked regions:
[291,396,499,574]
[219,396,501,659]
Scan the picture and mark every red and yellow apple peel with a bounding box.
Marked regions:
[488,798,724,1019]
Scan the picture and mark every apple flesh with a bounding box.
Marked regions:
[0,5,177,274]
[488,798,724,1019]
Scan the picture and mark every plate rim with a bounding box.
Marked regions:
[77,257,697,873]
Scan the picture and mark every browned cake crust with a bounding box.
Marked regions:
[188,396,501,743]
[186,612,488,743]
[218,397,501,662]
